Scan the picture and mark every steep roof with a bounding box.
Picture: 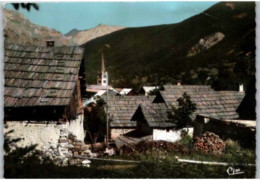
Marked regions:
[119,88,134,95]
[86,85,112,93]
[163,85,212,92]
[137,103,175,128]
[157,85,245,120]
[4,42,84,107]
[106,96,155,128]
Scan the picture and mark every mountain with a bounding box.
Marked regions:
[82,2,255,91]
[65,24,125,45]
[4,9,75,46]
[65,28,82,37]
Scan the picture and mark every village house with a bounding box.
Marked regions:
[192,82,256,146]
[131,103,180,142]
[4,41,86,150]
[106,95,155,139]
[154,84,245,120]
[119,88,136,96]
[128,83,246,143]
[138,86,159,96]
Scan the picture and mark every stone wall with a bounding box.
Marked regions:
[41,128,92,166]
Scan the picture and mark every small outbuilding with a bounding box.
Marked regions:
[131,103,187,142]
[106,96,155,139]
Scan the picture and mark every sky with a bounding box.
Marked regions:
[5,2,218,35]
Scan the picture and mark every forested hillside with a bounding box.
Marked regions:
[82,2,255,91]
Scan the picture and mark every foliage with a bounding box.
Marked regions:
[167,93,196,129]
[4,126,42,178]
[5,152,255,178]
[12,3,39,11]
[4,129,255,178]
[224,139,255,164]
[180,130,193,150]
[84,97,106,143]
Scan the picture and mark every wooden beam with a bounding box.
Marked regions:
[74,155,140,163]
[177,158,255,167]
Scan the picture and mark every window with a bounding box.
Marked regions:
[103,75,107,78]
[103,80,106,84]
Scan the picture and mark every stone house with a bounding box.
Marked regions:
[4,42,86,150]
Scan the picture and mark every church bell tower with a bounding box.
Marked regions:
[97,53,108,86]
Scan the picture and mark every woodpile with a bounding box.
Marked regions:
[120,140,189,155]
[194,131,226,155]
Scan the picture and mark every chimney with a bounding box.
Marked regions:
[239,83,244,92]
[177,80,181,86]
[46,40,55,47]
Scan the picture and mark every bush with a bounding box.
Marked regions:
[84,97,106,143]
[180,130,193,150]
[224,139,255,164]
[167,93,196,129]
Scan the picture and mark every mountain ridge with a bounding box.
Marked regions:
[4,9,75,46]
[65,23,125,45]
[65,28,82,37]
[81,2,255,91]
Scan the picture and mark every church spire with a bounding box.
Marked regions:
[97,52,108,86]
[101,52,105,73]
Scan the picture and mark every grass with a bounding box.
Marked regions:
[4,144,256,178]
[4,152,255,178]
[4,132,256,178]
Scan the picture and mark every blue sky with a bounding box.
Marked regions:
[5,2,218,35]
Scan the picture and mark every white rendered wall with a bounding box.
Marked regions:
[4,114,85,150]
[153,128,193,143]
[66,114,85,142]
[4,121,63,150]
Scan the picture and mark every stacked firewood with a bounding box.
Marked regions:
[194,131,226,155]
[120,141,189,155]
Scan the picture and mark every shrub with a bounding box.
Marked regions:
[167,93,196,129]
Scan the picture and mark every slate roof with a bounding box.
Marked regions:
[86,85,111,93]
[114,134,152,149]
[106,96,155,128]
[138,103,175,128]
[158,85,245,120]
[4,43,84,107]
[163,85,212,92]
